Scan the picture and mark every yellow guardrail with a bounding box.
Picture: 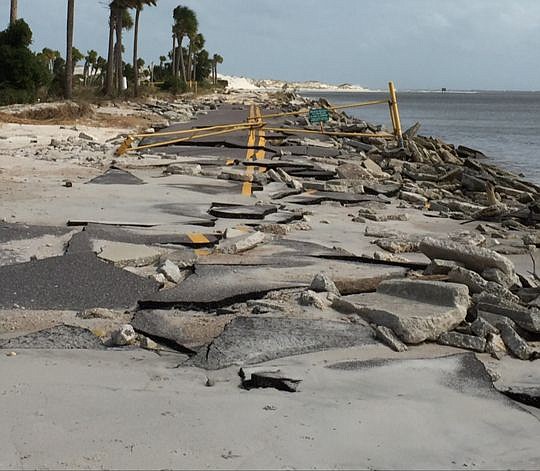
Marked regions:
[115,81,403,155]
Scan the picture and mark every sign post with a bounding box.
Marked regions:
[308,108,330,133]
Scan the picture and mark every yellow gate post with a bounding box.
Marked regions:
[388,81,404,146]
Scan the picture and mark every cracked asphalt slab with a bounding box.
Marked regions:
[0,252,159,310]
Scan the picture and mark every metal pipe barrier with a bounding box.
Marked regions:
[115,81,403,155]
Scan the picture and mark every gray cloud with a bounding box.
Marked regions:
[6,0,540,90]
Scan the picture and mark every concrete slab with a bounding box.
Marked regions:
[132,310,233,351]
[488,355,540,408]
[0,253,159,310]
[95,241,166,267]
[140,265,306,308]
[190,316,376,369]
[338,280,469,344]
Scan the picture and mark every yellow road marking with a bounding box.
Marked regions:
[194,248,211,257]
[187,233,210,244]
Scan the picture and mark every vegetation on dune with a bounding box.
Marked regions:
[0,1,225,105]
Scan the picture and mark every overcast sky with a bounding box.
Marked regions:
[5,0,540,90]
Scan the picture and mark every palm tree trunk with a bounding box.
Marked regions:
[65,0,75,100]
[105,8,116,96]
[133,7,141,97]
[10,0,17,24]
[178,36,186,82]
[172,35,177,78]
[115,8,123,95]
[187,39,193,86]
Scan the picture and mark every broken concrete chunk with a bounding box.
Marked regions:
[310,272,340,295]
[448,266,488,294]
[481,268,520,289]
[96,241,163,268]
[338,280,469,344]
[78,131,95,141]
[419,237,515,276]
[132,310,232,350]
[400,191,428,205]
[485,333,507,360]
[111,324,137,346]
[375,238,419,254]
[157,260,183,284]
[139,336,159,350]
[276,168,303,190]
[217,231,265,255]
[374,325,408,352]
[298,290,331,310]
[438,331,486,353]
[166,163,202,176]
[496,320,534,360]
[424,259,464,276]
[244,371,302,392]
[363,158,389,178]
[471,317,498,338]
[476,302,540,334]
[336,163,373,180]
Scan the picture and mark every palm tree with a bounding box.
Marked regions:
[105,0,132,96]
[212,54,223,85]
[188,32,204,83]
[65,0,75,99]
[172,6,198,82]
[84,49,98,85]
[131,0,157,97]
[10,0,17,25]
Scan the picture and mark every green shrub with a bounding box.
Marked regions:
[0,20,51,105]
[159,75,187,94]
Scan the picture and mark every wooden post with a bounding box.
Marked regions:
[388,81,403,146]
[320,122,325,134]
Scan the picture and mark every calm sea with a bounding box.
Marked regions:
[302,91,540,184]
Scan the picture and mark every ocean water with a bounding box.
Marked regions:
[302,91,540,183]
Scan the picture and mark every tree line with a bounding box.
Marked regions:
[0,0,225,105]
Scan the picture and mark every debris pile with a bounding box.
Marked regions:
[0,93,538,405]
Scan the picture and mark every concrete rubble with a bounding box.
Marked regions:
[1,91,540,465]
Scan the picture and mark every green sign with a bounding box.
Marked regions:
[308,108,330,124]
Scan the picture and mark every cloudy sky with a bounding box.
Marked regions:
[6,0,540,90]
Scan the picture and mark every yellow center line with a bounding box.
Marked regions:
[187,233,211,244]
